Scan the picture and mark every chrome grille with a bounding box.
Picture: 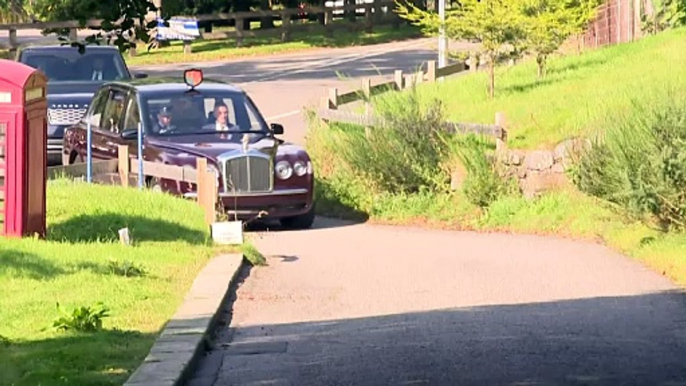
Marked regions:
[222,155,272,193]
[47,108,87,125]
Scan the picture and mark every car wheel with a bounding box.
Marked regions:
[279,204,316,230]
[63,151,77,165]
[146,177,164,193]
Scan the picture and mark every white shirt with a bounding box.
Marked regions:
[216,122,229,131]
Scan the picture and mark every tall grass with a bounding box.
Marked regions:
[572,87,686,231]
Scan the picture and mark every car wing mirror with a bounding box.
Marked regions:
[121,128,138,140]
[270,123,284,135]
[133,72,148,79]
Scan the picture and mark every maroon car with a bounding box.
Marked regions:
[62,70,315,229]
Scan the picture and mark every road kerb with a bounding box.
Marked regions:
[123,253,245,386]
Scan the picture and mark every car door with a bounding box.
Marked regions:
[117,91,142,160]
[72,87,109,162]
[96,87,128,160]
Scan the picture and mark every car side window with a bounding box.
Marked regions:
[83,88,109,129]
[101,89,128,133]
[123,94,141,132]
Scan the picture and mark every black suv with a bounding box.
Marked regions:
[16,45,147,165]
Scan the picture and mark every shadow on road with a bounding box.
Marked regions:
[185,289,686,385]
[244,215,365,233]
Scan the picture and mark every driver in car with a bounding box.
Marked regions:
[155,106,176,134]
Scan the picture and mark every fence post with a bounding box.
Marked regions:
[9,29,18,54]
[324,10,334,37]
[469,52,478,72]
[281,11,291,42]
[495,112,508,152]
[118,145,129,188]
[364,4,373,33]
[328,88,339,109]
[427,60,437,82]
[204,168,217,225]
[235,17,244,47]
[362,78,371,100]
[196,157,215,226]
[394,69,403,90]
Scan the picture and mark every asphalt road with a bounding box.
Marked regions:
[187,218,686,386]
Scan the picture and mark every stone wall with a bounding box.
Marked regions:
[500,138,590,199]
[449,138,590,199]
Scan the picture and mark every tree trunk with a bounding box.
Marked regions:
[536,54,547,79]
[488,54,495,99]
[260,0,275,29]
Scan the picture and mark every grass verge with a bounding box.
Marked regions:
[0,178,258,386]
[370,27,686,150]
[125,24,423,65]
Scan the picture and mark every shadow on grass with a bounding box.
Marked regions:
[186,290,686,385]
[0,328,155,386]
[312,179,370,223]
[0,250,67,280]
[547,57,610,75]
[47,213,207,245]
[502,77,559,94]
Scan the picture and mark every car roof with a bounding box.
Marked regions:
[107,77,246,95]
[20,44,120,53]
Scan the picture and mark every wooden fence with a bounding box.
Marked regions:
[0,1,403,55]
[46,146,218,225]
[318,58,508,151]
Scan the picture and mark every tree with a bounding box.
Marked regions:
[396,0,529,99]
[32,0,163,54]
[519,0,577,78]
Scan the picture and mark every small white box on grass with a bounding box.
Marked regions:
[211,221,244,245]
[118,227,131,245]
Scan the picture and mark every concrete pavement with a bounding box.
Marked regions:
[186,218,686,385]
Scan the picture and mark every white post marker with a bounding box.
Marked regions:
[438,0,448,82]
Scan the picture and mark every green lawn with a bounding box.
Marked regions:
[126,24,422,65]
[371,27,686,150]
[0,179,253,386]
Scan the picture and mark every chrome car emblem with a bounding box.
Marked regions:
[241,133,250,153]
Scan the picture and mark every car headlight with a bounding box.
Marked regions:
[293,161,307,177]
[275,160,293,180]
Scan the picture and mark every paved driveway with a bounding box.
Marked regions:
[188,218,686,385]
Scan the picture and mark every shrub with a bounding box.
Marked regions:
[572,92,686,230]
[336,88,452,194]
[447,134,517,207]
[52,302,110,332]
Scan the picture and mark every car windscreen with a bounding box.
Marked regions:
[141,90,269,136]
[19,49,130,82]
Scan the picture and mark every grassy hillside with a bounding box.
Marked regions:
[370,27,686,150]
[0,179,246,386]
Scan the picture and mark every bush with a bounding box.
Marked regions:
[447,134,517,207]
[573,92,686,230]
[336,88,452,194]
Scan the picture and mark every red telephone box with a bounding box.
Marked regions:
[0,59,48,238]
